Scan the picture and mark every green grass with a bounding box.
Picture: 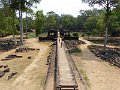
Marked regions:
[28,32,36,38]
[70,48,81,56]
[74,56,91,88]
[40,75,46,87]
[39,32,48,37]
[71,47,91,88]
[27,32,48,38]
[79,68,91,88]
[70,32,88,37]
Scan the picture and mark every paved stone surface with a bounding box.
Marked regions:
[57,34,76,86]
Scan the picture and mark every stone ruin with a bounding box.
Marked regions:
[39,29,79,41]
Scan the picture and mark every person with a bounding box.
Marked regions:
[61,41,62,48]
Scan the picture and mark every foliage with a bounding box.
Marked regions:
[0,0,120,38]
[23,16,34,31]
[44,11,58,30]
[28,32,36,38]
[73,33,79,37]
[0,8,19,37]
[84,16,98,32]
[70,48,81,56]
[82,0,120,48]
[61,14,77,30]
[35,10,45,36]
[0,0,41,36]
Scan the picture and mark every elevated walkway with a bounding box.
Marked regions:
[56,32,78,90]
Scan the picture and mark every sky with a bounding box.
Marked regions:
[33,0,101,17]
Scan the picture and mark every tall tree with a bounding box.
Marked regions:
[84,16,98,33]
[9,0,41,44]
[45,11,57,30]
[82,0,119,48]
[61,14,77,31]
[25,0,41,38]
[96,11,105,36]
[0,0,18,44]
[35,10,45,36]
[8,0,25,45]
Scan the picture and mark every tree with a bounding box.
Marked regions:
[45,11,57,30]
[61,14,77,31]
[25,0,41,38]
[96,11,105,36]
[84,16,98,34]
[35,10,45,36]
[9,0,41,44]
[76,15,85,30]
[108,6,120,36]
[0,11,8,36]
[7,0,25,45]
[82,0,119,48]
[0,0,19,45]
[23,9,34,38]
[0,6,19,37]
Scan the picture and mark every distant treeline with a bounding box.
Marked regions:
[0,1,120,37]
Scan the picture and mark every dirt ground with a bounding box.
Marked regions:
[1,36,120,90]
[72,38,120,90]
[0,38,52,90]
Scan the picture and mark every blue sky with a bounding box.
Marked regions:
[33,0,100,17]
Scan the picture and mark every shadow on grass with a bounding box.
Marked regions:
[70,48,81,56]
[28,32,48,38]
[28,32,36,38]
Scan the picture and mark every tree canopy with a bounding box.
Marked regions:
[0,0,120,38]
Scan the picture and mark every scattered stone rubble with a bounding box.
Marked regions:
[64,40,85,51]
[1,47,40,61]
[15,47,40,53]
[88,45,120,67]
[0,65,17,79]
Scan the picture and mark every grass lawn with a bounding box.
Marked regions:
[70,48,81,56]
[28,32,48,38]
[28,32,36,38]
[39,32,48,37]
[70,32,88,37]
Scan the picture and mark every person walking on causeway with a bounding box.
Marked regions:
[61,41,62,48]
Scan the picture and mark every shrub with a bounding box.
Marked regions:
[73,33,78,37]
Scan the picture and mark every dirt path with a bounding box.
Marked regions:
[79,37,120,48]
[11,38,52,90]
[0,38,52,90]
[12,45,48,90]
[73,37,120,90]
